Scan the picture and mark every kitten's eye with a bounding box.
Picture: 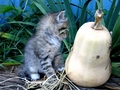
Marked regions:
[59,27,67,31]
[59,27,68,35]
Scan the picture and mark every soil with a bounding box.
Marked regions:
[0,65,120,90]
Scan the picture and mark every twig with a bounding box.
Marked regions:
[42,74,59,85]
[65,77,80,90]
[0,84,27,90]
[10,66,15,73]
[0,77,21,84]
[51,70,66,89]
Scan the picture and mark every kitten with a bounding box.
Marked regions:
[21,11,68,80]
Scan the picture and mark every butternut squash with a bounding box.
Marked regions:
[65,9,111,87]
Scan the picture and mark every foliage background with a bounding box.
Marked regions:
[0,0,120,76]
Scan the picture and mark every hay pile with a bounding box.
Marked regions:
[23,71,80,90]
[0,67,120,90]
[0,70,80,90]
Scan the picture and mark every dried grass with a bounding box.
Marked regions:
[0,77,27,90]
[0,70,80,90]
[0,71,119,90]
[26,70,80,90]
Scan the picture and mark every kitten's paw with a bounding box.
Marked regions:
[58,67,64,72]
[30,73,40,80]
[47,74,59,84]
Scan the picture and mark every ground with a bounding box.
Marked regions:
[0,66,120,90]
[0,66,25,90]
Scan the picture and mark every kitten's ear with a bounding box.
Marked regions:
[56,10,68,23]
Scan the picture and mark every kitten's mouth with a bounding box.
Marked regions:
[59,28,68,35]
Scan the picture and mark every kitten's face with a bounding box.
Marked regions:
[53,11,68,40]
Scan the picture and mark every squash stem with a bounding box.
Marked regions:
[92,9,104,30]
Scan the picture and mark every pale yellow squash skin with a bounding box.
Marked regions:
[65,21,111,87]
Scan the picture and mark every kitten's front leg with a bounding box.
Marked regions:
[40,57,56,78]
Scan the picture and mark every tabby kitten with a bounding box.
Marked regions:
[21,11,68,80]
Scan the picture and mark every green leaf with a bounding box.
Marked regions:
[95,0,103,9]
[63,39,70,52]
[64,0,77,41]
[112,62,120,77]
[105,0,116,28]
[108,0,120,31]
[33,0,51,14]
[62,53,68,61]
[111,43,120,56]
[112,62,120,67]
[56,0,64,10]
[79,0,91,26]
[0,32,27,44]
[0,32,19,40]
[2,59,21,66]
[0,64,5,69]
[112,15,120,48]
[11,55,24,63]
[14,7,22,16]
[0,5,14,13]
[25,29,33,36]
[46,0,58,12]
[7,21,36,26]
